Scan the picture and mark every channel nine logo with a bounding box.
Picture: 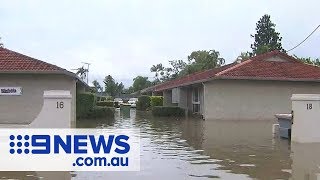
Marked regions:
[0,129,140,171]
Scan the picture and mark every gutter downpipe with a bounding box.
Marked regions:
[201,82,206,120]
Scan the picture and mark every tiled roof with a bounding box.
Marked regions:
[153,63,236,92]
[0,47,65,72]
[145,50,320,92]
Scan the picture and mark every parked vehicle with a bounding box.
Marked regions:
[114,98,123,105]
[128,98,138,108]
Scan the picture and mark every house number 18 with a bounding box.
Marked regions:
[56,102,64,109]
[307,103,313,110]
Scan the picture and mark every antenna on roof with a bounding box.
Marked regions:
[82,62,91,84]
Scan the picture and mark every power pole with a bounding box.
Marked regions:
[82,62,91,84]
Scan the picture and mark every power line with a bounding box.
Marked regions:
[287,24,320,52]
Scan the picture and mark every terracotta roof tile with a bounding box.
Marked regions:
[146,51,320,92]
[0,47,65,72]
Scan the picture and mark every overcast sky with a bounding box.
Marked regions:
[1,0,319,87]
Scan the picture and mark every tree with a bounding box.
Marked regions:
[169,60,187,79]
[0,37,3,47]
[117,82,124,96]
[251,14,285,55]
[185,50,225,74]
[235,52,251,62]
[132,76,152,92]
[150,63,165,82]
[294,55,320,66]
[92,80,103,93]
[104,75,119,97]
[150,49,225,83]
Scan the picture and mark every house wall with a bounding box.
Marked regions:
[163,90,178,106]
[0,74,77,124]
[204,79,320,120]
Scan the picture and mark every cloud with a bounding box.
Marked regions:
[1,0,319,87]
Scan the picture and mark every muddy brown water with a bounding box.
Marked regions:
[1,109,320,179]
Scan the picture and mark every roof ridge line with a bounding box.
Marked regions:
[216,60,253,76]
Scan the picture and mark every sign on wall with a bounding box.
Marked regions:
[0,87,22,96]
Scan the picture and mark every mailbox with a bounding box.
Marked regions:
[291,94,320,143]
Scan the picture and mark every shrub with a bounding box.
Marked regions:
[96,101,114,107]
[136,95,150,111]
[150,96,163,107]
[76,93,95,118]
[152,106,185,117]
[88,106,115,118]
[100,97,106,101]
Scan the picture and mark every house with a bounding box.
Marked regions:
[142,51,320,120]
[0,47,88,125]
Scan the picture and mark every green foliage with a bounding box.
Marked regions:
[92,80,103,93]
[136,95,151,111]
[294,55,320,66]
[150,50,225,83]
[150,96,163,107]
[0,37,3,47]
[96,101,114,107]
[76,93,95,118]
[132,76,152,92]
[88,106,115,118]
[250,14,285,55]
[235,52,251,62]
[152,106,185,117]
[103,75,124,97]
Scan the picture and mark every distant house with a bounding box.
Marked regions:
[0,47,88,124]
[142,51,320,120]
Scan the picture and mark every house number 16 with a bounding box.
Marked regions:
[307,103,313,110]
[56,102,64,109]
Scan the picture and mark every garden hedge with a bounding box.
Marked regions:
[96,101,114,107]
[136,95,151,111]
[76,93,95,118]
[88,106,115,118]
[150,96,163,107]
[77,93,115,118]
[152,106,185,117]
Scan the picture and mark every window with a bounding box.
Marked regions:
[192,87,200,113]
[172,88,179,103]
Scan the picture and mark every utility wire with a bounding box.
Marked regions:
[287,24,320,52]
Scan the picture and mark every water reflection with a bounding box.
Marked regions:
[2,109,319,179]
[76,109,292,179]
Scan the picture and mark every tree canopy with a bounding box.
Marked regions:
[294,55,320,66]
[103,75,123,97]
[150,49,225,84]
[132,76,152,92]
[92,80,103,93]
[0,37,3,47]
[251,14,285,55]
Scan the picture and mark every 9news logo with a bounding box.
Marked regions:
[0,129,140,171]
[9,134,130,155]
[9,135,31,154]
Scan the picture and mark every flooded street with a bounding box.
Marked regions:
[1,109,320,179]
[75,109,293,180]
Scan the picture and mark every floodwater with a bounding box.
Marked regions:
[1,109,320,179]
